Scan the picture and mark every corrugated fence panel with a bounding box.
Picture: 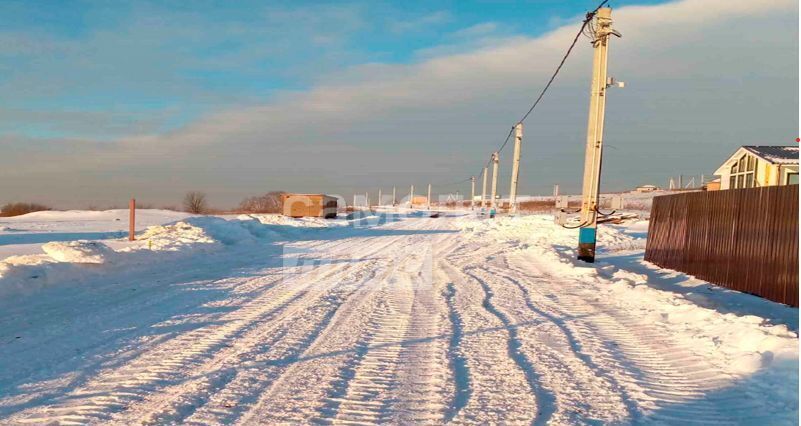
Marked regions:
[645,185,798,307]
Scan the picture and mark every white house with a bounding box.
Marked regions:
[635,184,658,192]
[713,146,799,190]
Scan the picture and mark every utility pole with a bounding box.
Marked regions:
[410,185,414,207]
[470,176,476,210]
[490,152,499,208]
[481,167,488,208]
[427,183,432,210]
[378,189,382,207]
[508,123,523,214]
[577,7,621,263]
[553,184,560,197]
[365,192,369,208]
[392,186,396,206]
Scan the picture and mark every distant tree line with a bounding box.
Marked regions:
[237,191,286,213]
[0,191,288,217]
[179,190,286,214]
[0,202,51,217]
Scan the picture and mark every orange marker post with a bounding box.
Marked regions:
[129,198,136,241]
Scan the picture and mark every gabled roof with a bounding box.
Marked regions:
[742,146,799,165]
[714,145,799,176]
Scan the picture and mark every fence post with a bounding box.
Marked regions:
[129,198,136,241]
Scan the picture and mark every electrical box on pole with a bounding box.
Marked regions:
[577,7,621,263]
[490,152,500,209]
[508,123,523,214]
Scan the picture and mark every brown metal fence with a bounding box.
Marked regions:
[645,185,798,307]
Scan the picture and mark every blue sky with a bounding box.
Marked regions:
[0,0,796,208]
[0,0,668,140]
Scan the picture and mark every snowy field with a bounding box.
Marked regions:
[0,209,797,424]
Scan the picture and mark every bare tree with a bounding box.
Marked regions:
[183,191,208,214]
[238,191,286,213]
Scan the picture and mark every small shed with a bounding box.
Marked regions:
[281,194,338,218]
[704,178,721,191]
[411,195,428,206]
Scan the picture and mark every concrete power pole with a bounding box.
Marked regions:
[481,167,488,208]
[490,152,500,208]
[508,123,523,214]
[410,185,414,207]
[427,183,432,210]
[470,176,476,210]
[378,189,382,207]
[365,192,369,208]
[578,7,620,263]
[392,186,396,206]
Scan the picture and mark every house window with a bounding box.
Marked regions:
[729,153,757,189]
[787,173,799,185]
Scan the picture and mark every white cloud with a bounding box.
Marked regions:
[388,11,452,33]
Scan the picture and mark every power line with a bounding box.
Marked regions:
[433,176,472,187]
[441,0,610,191]
[516,0,609,125]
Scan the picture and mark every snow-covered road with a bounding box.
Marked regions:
[0,212,797,424]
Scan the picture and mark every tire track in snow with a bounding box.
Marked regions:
[462,267,556,426]
[144,267,379,425]
[438,258,538,424]
[474,263,633,423]
[443,282,470,422]
[240,219,452,424]
[317,223,448,424]
[9,229,405,425]
[498,251,765,424]
[117,230,416,425]
[384,237,454,424]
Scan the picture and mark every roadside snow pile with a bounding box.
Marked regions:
[137,221,217,250]
[0,216,287,296]
[42,241,113,264]
[0,211,365,297]
[455,214,645,252]
[134,216,289,249]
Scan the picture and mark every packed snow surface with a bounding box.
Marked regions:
[0,210,796,424]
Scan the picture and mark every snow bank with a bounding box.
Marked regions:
[42,241,113,264]
[137,221,217,250]
[0,213,346,297]
[455,214,644,252]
